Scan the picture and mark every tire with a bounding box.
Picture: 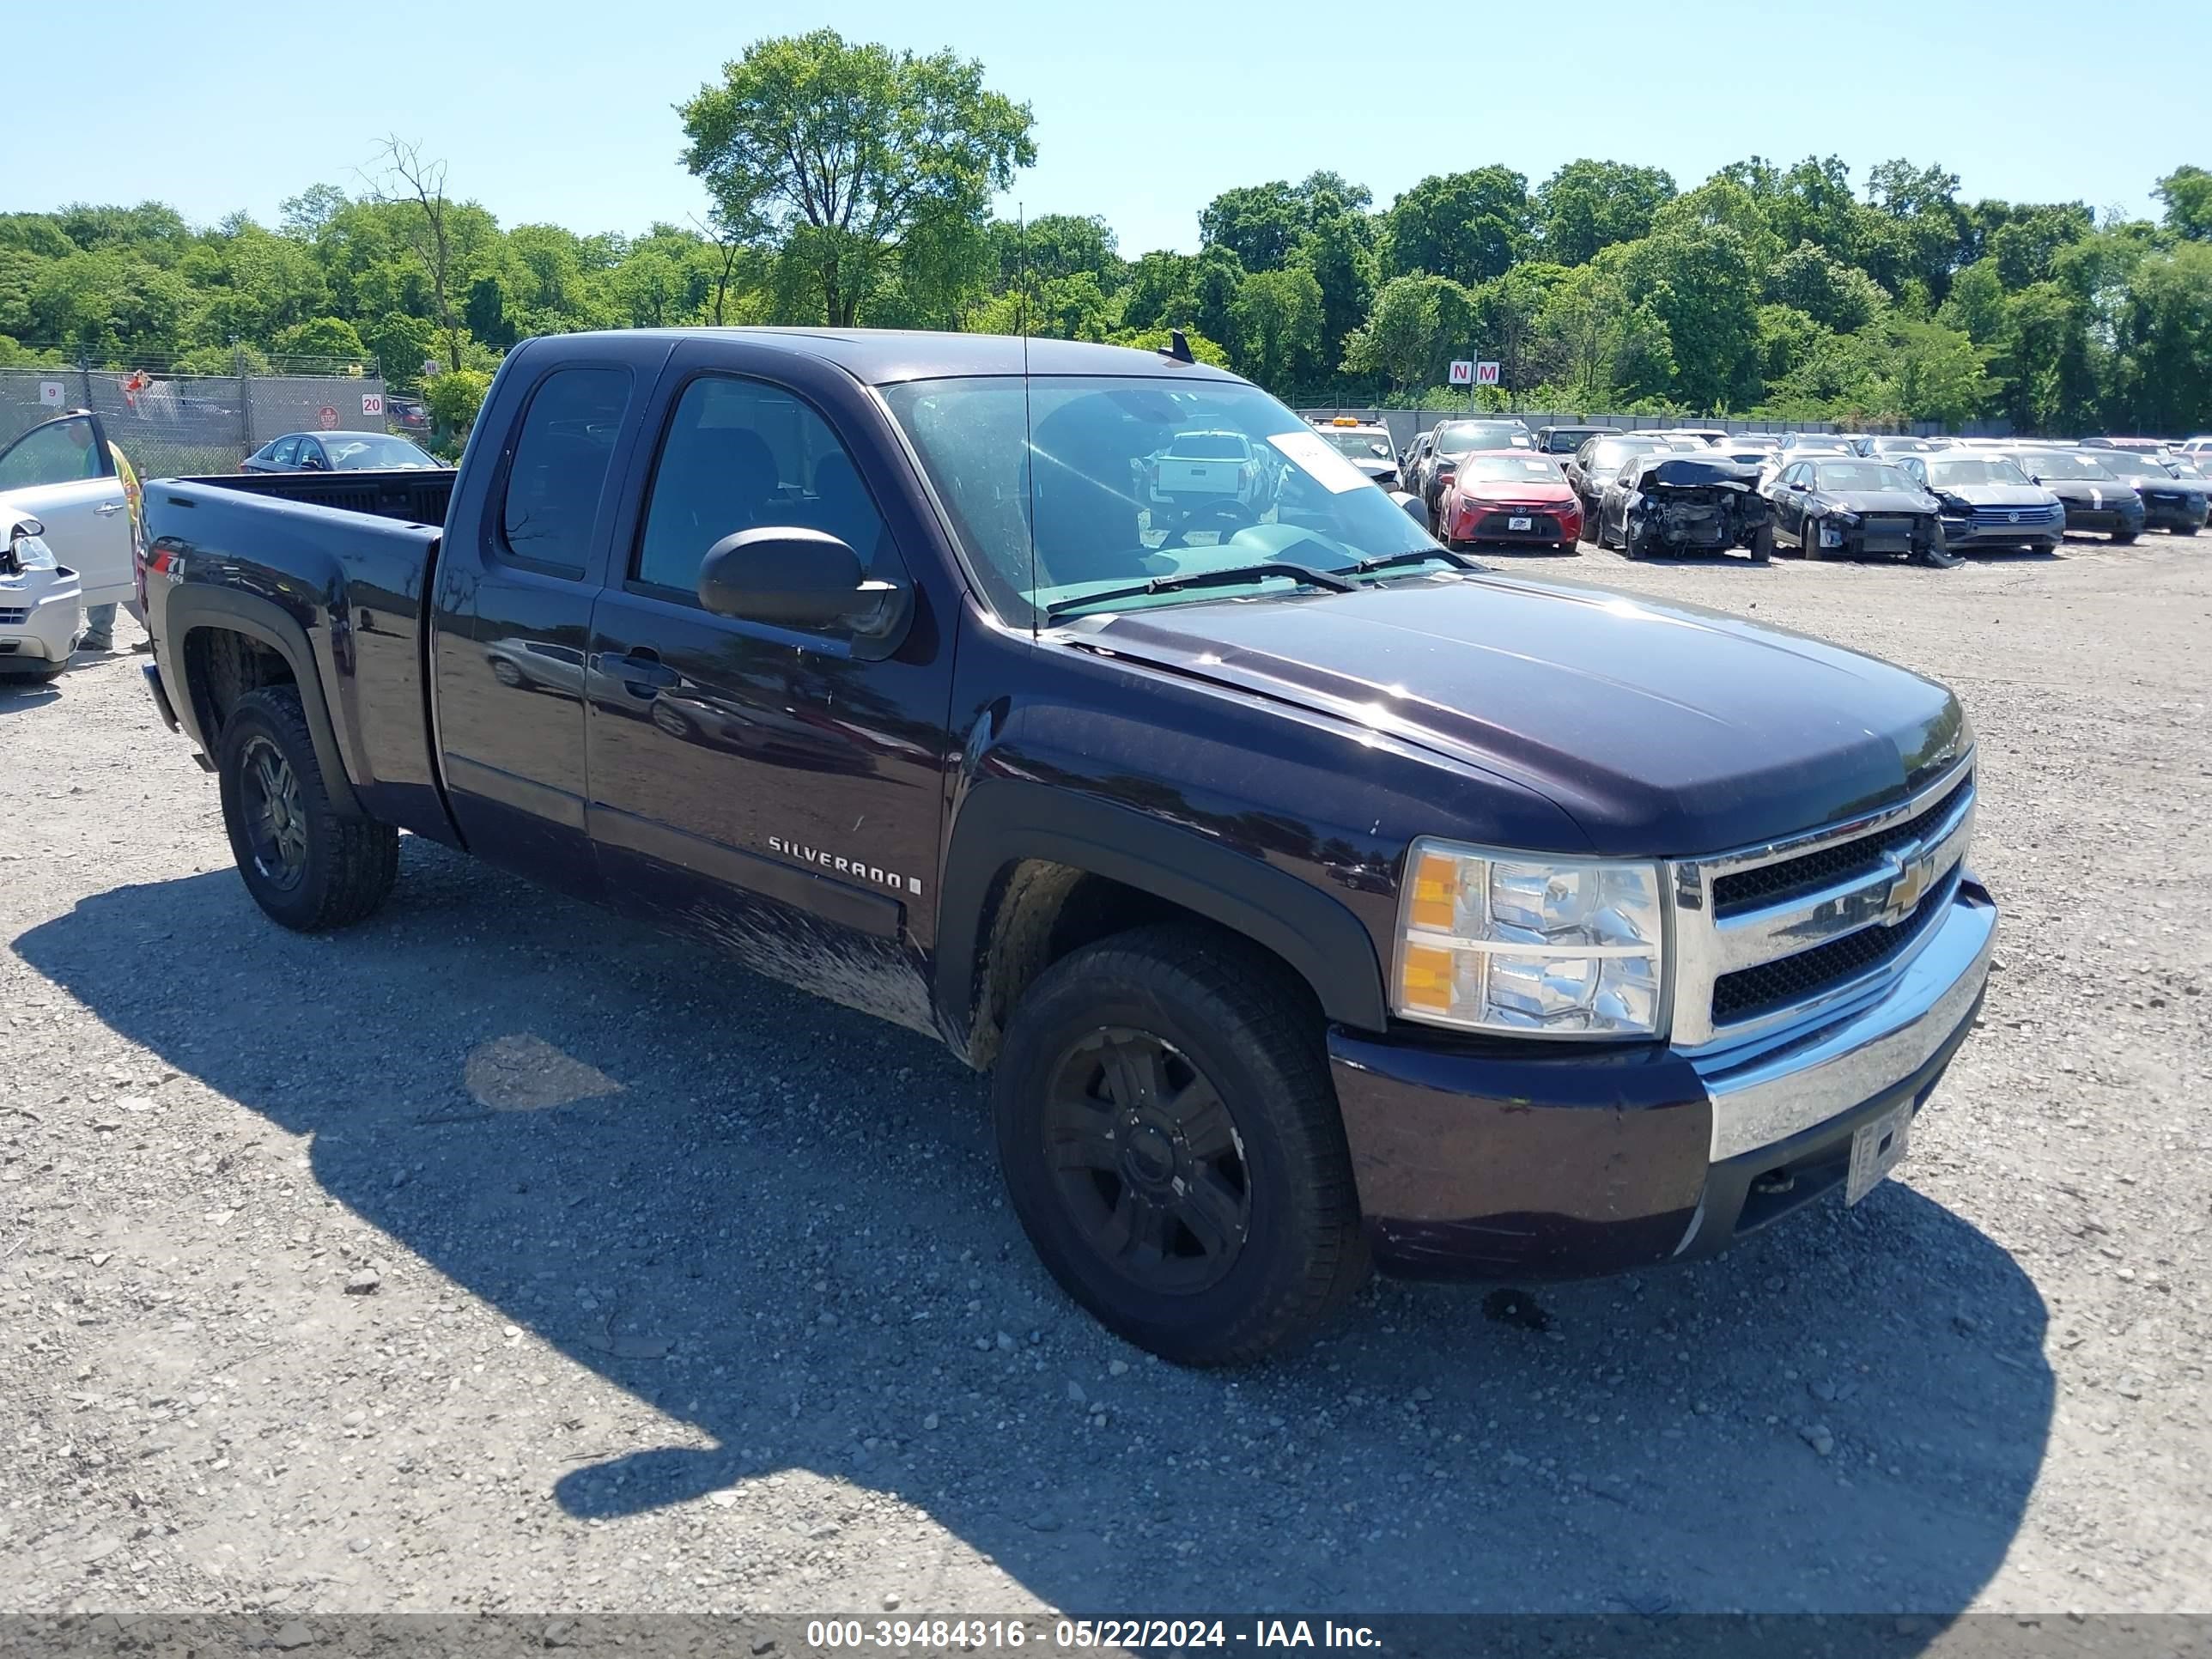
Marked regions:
[1801,514,1823,561]
[489,657,526,688]
[651,697,698,740]
[2112,531,2138,545]
[216,685,398,932]
[2180,524,2200,538]
[1623,520,1649,561]
[1747,524,1774,564]
[992,923,1370,1366]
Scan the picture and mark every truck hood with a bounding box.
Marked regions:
[1069,572,1967,856]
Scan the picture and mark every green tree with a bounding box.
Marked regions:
[2154,166,2212,241]
[1534,160,1675,266]
[1340,274,1440,393]
[1382,167,1530,286]
[988,213,1121,290]
[1199,182,1306,272]
[2113,242,2212,430]
[1936,258,2008,343]
[1766,241,1887,333]
[680,29,1035,327]
[1229,265,1323,390]
[1618,223,1765,410]
[423,368,494,441]
[272,316,369,362]
[1291,197,1376,375]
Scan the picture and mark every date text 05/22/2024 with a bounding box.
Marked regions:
[803,1619,1382,1650]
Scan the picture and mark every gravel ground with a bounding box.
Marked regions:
[0,534,2206,1622]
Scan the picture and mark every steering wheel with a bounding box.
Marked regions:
[1158,498,1260,549]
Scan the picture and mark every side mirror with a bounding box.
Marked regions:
[1387,491,1425,523]
[9,517,45,540]
[697,527,911,657]
[1788,480,1808,491]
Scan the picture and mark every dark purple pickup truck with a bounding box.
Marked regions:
[137,329,1995,1364]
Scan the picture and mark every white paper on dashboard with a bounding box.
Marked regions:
[1267,429,1373,494]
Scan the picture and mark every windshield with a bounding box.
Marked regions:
[1587,437,1670,472]
[322,434,437,469]
[1435,422,1532,457]
[1924,457,2031,487]
[2015,451,2118,482]
[883,375,1443,623]
[1458,454,1564,483]
[1317,429,1393,461]
[1539,428,1601,453]
[1811,462,1918,492]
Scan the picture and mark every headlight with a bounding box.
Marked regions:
[8,532,57,572]
[1393,840,1666,1038]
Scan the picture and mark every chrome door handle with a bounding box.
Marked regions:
[94,502,126,515]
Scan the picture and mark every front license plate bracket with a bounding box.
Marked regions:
[1845,1103,1912,1205]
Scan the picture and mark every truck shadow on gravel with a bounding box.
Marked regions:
[16,843,2054,1618]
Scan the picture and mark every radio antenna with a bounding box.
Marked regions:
[1019,202,1039,634]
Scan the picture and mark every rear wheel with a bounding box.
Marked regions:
[217,685,398,932]
[992,924,1369,1365]
[2112,530,2139,545]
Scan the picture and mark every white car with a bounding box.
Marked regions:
[0,506,83,682]
[0,410,139,624]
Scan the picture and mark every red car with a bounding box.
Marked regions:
[1437,453,1582,551]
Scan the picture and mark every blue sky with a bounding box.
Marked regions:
[15,0,2209,251]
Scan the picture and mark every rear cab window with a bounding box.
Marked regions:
[496,365,633,579]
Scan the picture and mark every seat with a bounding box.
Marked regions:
[805,450,882,565]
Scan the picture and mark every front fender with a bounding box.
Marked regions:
[933,777,1390,1047]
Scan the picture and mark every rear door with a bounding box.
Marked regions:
[581,338,953,1007]
[0,412,134,605]
[428,348,660,898]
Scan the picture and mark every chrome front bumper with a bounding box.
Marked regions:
[1691,879,1996,1163]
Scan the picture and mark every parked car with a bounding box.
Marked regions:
[1531,423,1613,456]
[2075,450,2208,534]
[1652,426,1729,447]
[1766,457,1953,564]
[1140,428,1286,532]
[1306,416,1401,489]
[2177,435,2212,456]
[1866,436,1947,457]
[0,505,82,681]
[1435,453,1580,551]
[1411,419,1537,527]
[2078,436,2175,456]
[242,432,446,473]
[1894,453,2067,554]
[139,328,1997,1364]
[1994,448,2147,542]
[1595,453,1773,562]
[0,410,138,632]
[384,394,432,435]
[1564,433,1692,526]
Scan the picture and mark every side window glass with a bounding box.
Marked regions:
[633,376,888,597]
[499,366,632,579]
[0,416,102,489]
[270,437,301,466]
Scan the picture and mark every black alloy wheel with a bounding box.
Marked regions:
[1040,1026,1251,1297]
[239,735,309,892]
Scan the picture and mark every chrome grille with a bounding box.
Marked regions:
[1968,504,2061,527]
[1668,761,1977,1050]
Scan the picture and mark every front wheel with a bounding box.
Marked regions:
[217,685,398,932]
[1747,524,1774,564]
[992,924,1369,1365]
[2112,530,2139,545]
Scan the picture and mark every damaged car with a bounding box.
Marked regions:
[1768,458,1954,566]
[1595,453,1774,562]
[1894,452,2066,555]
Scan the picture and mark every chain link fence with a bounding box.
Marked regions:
[0,356,390,479]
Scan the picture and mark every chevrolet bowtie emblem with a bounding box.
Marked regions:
[1882,843,1939,925]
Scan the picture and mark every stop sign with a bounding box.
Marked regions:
[317,405,339,430]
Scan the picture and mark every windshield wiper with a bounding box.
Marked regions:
[1044,561,1357,619]
[1349,547,1474,576]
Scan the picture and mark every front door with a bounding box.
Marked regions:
[584,346,952,1032]
[0,412,134,605]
